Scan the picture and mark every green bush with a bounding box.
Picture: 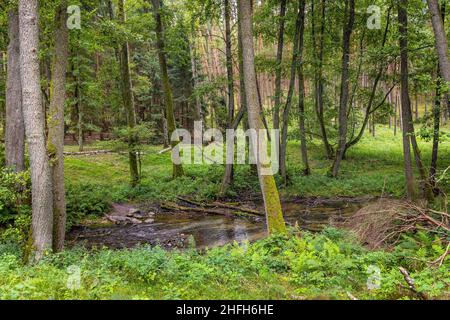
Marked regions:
[0,169,31,224]
[66,183,112,227]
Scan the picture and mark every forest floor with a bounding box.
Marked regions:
[1,126,449,299]
[63,126,450,204]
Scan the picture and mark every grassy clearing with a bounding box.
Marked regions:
[64,126,450,204]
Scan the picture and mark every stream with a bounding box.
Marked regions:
[67,198,372,250]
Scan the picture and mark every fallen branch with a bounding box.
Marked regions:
[431,242,450,267]
[161,202,232,216]
[177,197,263,216]
[158,147,171,154]
[64,150,114,156]
[398,267,428,300]
[346,291,358,300]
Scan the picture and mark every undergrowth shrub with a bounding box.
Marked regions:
[65,183,112,227]
[0,227,448,300]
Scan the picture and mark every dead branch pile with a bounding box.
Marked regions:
[345,199,449,250]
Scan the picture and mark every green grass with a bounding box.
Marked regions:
[0,229,448,300]
[0,127,450,299]
[64,125,450,203]
[1,125,449,300]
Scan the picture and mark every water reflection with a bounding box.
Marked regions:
[68,199,369,250]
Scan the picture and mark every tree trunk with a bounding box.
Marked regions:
[220,0,236,195]
[189,37,202,123]
[19,0,54,260]
[414,93,418,120]
[429,66,441,190]
[118,0,140,186]
[331,0,355,178]
[398,0,416,200]
[272,0,287,132]
[5,9,25,172]
[280,0,306,184]
[311,0,333,159]
[427,0,450,117]
[162,113,169,148]
[394,92,398,136]
[298,13,310,177]
[48,1,69,252]
[399,2,434,201]
[238,0,286,235]
[151,0,184,178]
[343,7,391,155]
[74,54,83,152]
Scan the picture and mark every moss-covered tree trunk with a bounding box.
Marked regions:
[238,0,286,235]
[48,1,69,252]
[151,0,184,178]
[118,0,140,186]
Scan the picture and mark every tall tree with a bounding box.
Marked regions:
[427,0,450,116]
[220,0,236,194]
[331,0,355,177]
[272,0,287,132]
[48,1,69,252]
[151,0,184,178]
[397,0,416,200]
[311,0,333,159]
[344,8,392,157]
[280,0,306,184]
[238,0,286,235]
[297,0,310,176]
[5,8,25,172]
[188,28,202,123]
[19,0,54,260]
[429,3,446,191]
[118,0,140,186]
[429,65,441,190]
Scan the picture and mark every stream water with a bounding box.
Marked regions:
[67,198,371,250]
